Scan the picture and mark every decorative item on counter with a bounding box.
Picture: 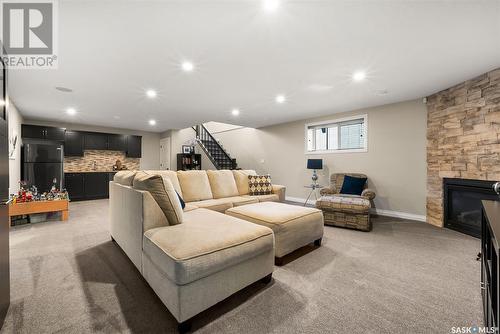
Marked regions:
[113,159,127,171]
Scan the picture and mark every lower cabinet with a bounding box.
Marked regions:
[64,173,85,201]
[64,172,117,201]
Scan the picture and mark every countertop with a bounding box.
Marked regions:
[482,200,500,250]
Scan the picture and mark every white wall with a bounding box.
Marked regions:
[7,98,23,194]
[167,100,428,218]
[23,120,161,170]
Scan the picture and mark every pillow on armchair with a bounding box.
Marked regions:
[248,175,273,196]
[340,175,367,196]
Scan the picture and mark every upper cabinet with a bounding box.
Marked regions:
[126,136,142,158]
[83,132,108,150]
[22,125,65,141]
[107,134,127,151]
[64,131,84,157]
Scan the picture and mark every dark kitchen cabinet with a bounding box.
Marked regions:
[84,132,108,150]
[64,131,84,156]
[22,126,142,157]
[108,134,127,151]
[22,125,65,141]
[64,172,114,201]
[108,172,117,183]
[83,173,109,199]
[64,173,85,200]
[126,135,142,158]
[44,127,65,141]
[22,125,45,139]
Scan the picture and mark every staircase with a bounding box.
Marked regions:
[194,124,238,170]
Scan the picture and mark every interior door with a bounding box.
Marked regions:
[0,59,9,326]
[160,137,170,170]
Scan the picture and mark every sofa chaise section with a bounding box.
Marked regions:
[142,208,274,322]
[109,171,276,332]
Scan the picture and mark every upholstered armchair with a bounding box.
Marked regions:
[319,173,376,200]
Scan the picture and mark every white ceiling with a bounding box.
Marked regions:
[8,0,500,132]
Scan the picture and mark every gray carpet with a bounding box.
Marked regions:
[0,199,482,333]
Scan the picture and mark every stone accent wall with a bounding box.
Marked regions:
[427,68,500,227]
[64,150,140,172]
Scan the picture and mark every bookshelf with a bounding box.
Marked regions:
[177,153,201,171]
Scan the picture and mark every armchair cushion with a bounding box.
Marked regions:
[340,175,367,196]
[319,186,337,196]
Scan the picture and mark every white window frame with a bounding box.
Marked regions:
[304,114,368,154]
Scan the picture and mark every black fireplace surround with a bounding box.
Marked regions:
[443,178,498,238]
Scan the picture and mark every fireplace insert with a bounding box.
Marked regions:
[443,178,498,238]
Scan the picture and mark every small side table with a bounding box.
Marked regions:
[303,184,324,206]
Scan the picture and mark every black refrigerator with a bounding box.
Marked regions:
[22,142,63,192]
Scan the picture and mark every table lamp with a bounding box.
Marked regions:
[307,159,323,186]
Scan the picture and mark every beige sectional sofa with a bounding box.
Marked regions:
[109,169,285,332]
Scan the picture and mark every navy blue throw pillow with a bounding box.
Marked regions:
[176,191,186,209]
[340,176,367,196]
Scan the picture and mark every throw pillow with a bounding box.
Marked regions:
[248,175,273,196]
[133,171,183,225]
[340,175,367,196]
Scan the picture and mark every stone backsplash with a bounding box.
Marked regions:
[64,150,140,172]
[426,68,500,227]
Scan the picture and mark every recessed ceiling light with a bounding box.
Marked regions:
[146,89,157,98]
[149,119,157,126]
[66,107,77,115]
[275,94,286,104]
[231,108,240,116]
[181,61,194,72]
[263,0,280,12]
[353,71,366,82]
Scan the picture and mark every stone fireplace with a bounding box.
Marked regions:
[427,68,500,228]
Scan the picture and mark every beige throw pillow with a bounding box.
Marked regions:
[248,175,273,196]
[232,170,257,195]
[206,170,239,198]
[177,170,213,202]
[133,171,183,225]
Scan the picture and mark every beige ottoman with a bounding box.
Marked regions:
[225,202,324,265]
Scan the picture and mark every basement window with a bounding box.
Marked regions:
[305,115,367,154]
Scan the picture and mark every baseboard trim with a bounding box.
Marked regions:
[285,196,427,222]
[370,208,426,222]
[286,196,315,206]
